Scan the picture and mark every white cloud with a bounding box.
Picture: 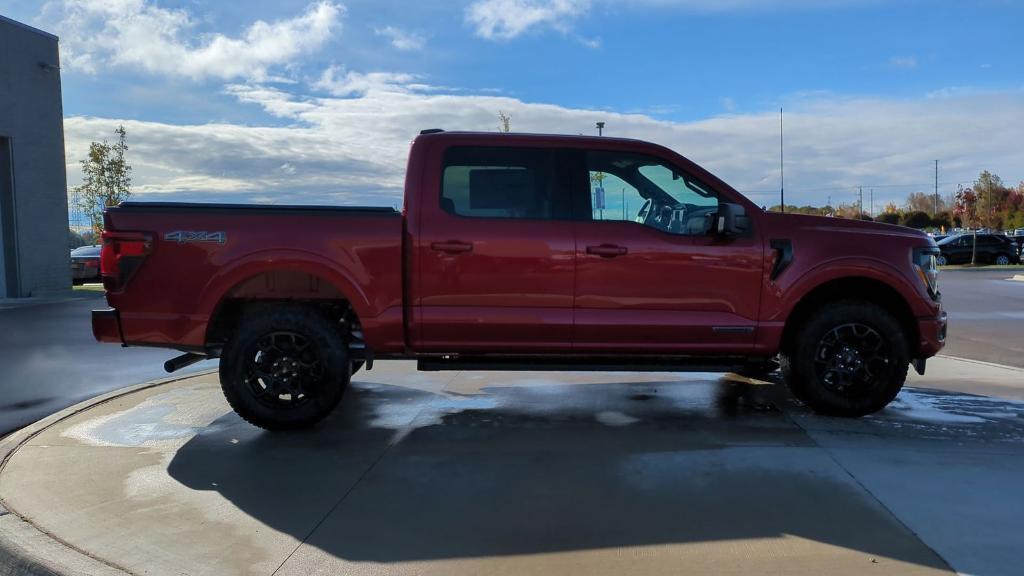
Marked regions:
[375,25,425,51]
[42,0,343,81]
[465,0,591,40]
[63,83,1024,211]
[887,55,918,70]
[464,0,883,41]
[310,67,438,97]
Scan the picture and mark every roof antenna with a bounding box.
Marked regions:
[779,107,784,213]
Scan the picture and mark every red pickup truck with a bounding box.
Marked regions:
[93,130,946,430]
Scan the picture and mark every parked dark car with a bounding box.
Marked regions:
[935,233,1020,266]
[70,245,102,285]
[1013,229,1024,256]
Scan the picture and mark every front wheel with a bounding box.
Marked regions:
[995,254,1010,266]
[220,306,349,430]
[785,300,909,417]
[935,254,948,266]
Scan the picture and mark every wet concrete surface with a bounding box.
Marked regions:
[3,360,1023,575]
[0,291,216,433]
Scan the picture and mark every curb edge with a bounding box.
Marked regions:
[0,369,218,576]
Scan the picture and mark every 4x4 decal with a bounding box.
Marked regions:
[164,231,227,244]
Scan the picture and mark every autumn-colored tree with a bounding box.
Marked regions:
[954,185,979,229]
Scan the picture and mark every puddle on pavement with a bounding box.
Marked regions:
[795,387,1024,443]
[61,385,230,448]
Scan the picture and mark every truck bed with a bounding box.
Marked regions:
[99,201,405,353]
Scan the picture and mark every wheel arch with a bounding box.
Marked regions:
[779,276,920,356]
[200,251,372,349]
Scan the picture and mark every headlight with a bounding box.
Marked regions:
[913,246,940,299]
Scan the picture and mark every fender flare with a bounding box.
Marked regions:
[198,248,374,322]
[772,256,927,323]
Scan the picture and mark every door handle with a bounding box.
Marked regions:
[586,244,628,257]
[431,241,473,254]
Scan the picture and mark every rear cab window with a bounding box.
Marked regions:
[440,147,571,220]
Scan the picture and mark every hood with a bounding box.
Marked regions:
[762,211,934,243]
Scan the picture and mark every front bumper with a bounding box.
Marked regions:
[917,310,947,358]
[92,309,124,344]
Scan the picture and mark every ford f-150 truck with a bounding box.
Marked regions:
[92,130,946,430]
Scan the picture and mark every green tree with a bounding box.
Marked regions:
[877,211,900,225]
[68,229,87,249]
[901,210,931,229]
[75,126,132,234]
[498,110,511,133]
[931,211,952,231]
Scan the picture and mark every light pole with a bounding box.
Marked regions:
[596,122,605,136]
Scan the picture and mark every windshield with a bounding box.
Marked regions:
[71,245,102,257]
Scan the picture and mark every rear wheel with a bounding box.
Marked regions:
[935,254,948,266]
[785,300,908,416]
[220,306,349,430]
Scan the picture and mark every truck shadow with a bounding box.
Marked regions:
[165,375,949,570]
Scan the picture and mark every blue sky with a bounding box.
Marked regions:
[3,0,1023,210]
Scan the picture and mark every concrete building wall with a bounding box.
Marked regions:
[0,15,69,297]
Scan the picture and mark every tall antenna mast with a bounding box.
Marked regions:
[780,108,784,213]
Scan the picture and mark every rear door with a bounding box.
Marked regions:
[571,148,763,353]
[415,145,576,352]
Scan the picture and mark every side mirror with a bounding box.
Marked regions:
[715,202,749,235]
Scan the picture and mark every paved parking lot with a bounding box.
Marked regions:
[2,358,1023,575]
[939,268,1024,368]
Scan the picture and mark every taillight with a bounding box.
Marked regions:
[101,231,152,291]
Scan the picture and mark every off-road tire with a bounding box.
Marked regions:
[785,300,909,417]
[220,305,349,430]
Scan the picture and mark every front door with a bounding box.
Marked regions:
[572,149,763,354]
[416,145,576,353]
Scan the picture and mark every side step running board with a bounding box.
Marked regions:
[417,355,754,373]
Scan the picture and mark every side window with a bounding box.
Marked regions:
[586,150,718,235]
[441,147,569,220]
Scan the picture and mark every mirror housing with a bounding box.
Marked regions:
[715,203,750,236]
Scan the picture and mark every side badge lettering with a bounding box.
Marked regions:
[165,231,227,244]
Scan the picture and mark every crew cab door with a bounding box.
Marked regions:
[571,148,763,353]
[413,144,576,352]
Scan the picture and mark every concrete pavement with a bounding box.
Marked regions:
[2,357,1023,575]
